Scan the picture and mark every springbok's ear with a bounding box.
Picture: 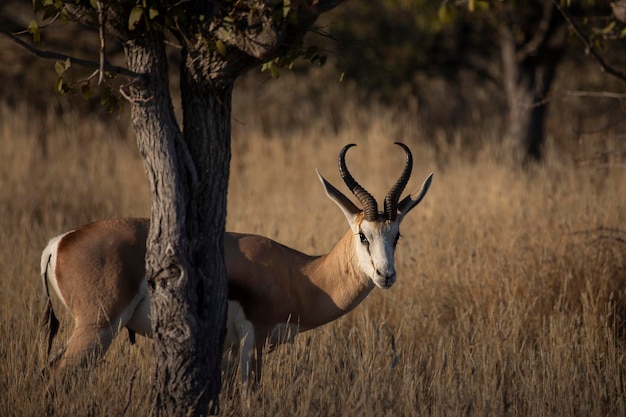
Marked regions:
[317,170,361,226]
[397,173,433,222]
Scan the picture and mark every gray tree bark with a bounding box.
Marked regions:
[124,34,234,416]
[499,1,568,164]
[125,32,221,415]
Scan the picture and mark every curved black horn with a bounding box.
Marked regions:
[338,144,378,221]
[384,142,413,220]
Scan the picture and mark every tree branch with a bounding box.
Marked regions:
[310,0,347,13]
[97,0,106,85]
[532,89,626,107]
[0,28,139,79]
[516,0,554,62]
[553,0,626,84]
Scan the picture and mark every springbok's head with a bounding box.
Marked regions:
[317,143,433,289]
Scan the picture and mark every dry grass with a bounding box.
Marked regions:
[0,81,625,416]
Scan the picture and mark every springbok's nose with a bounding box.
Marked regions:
[377,269,396,287]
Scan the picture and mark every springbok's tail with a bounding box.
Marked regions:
[40,252,59,359]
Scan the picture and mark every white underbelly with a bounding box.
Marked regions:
[124,280,152,337]
[125,293,255,348]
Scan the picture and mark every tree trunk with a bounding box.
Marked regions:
[499,3,568,164]
[177,47,234,414]
[500,33,551,162]
[125,32,221,416]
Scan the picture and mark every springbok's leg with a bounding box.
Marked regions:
[44,320,120,407]
[54,320,118,370]
[237,320,255,390]
[249,339,265,390]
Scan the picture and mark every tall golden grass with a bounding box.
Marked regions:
[0,79,625,416]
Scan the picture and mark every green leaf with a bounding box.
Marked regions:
[42,6,58,21]
[148,8,159,20]
[54,58,70,75]
[261,61,280,78]
[283,0,291,18]
[28,20,40,43]
[468,0,475,12]
[309,52,326,67]
[438,5,451,23]
[80,83,93,100]
[215,40,226,57]
[100,86,111,104]
[128,6,143,30]
[287,9,298,25]
[54,61,64,75]
[600,21,616,35]
[104,95,119,113]
[100,87,120,112]
[54,77,63,93]
[270,64,279,78]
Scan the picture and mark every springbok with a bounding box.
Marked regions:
[40,142,433,388]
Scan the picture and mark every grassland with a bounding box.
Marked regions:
[0,76,625,416]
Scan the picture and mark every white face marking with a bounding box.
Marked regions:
[354,219,401,289]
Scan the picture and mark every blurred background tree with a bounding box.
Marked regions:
[1,1,623,166]
[323,0,625,163]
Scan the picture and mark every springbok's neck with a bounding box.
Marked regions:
[300,230,375,328]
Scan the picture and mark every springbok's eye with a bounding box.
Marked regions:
[359,232,369,246]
